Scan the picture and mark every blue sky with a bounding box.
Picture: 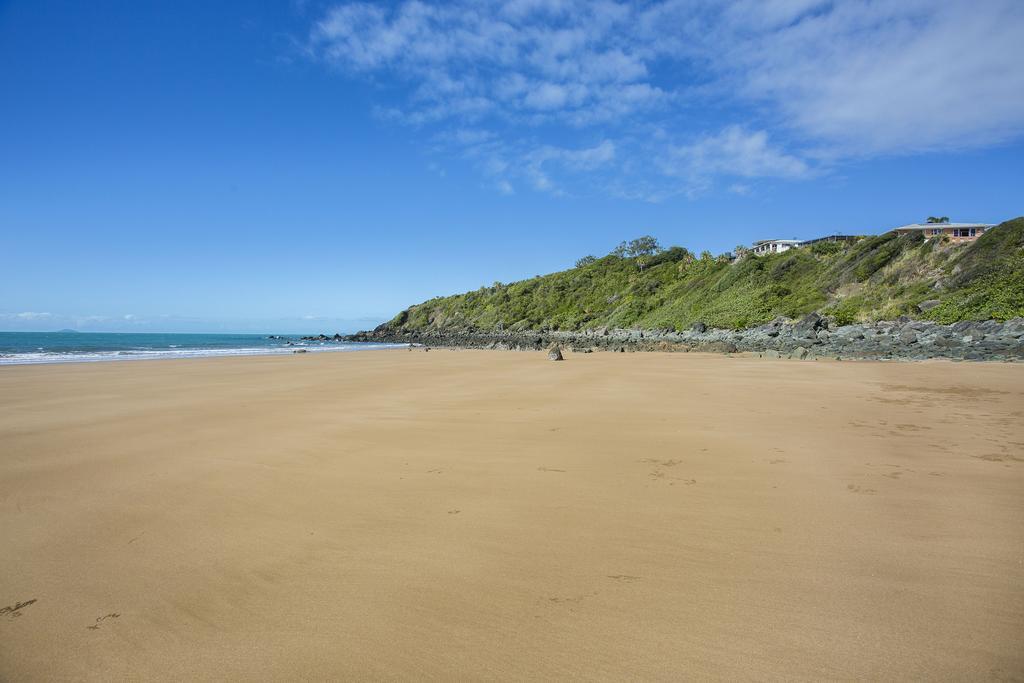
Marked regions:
[2,0,1022,333]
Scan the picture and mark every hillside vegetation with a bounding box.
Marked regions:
[386,217,1024,333]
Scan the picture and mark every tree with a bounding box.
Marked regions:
[625,235,661,257]
[575,255,597,268]
[611,241,629,258]
[926,216,950,224]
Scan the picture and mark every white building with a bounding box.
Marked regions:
[890,222,993,242]
[751,239,803,255]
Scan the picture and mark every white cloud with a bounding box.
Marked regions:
[9,311,53,320]
[308,0,1024,197]
[310,1,661,125]
[665,126,808,181]
[528,139,616,170]
[524,82,570,110]
[717,0,1024,156]
[77,315,111,325]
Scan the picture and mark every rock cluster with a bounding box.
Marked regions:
[300,334,346,342]
[346,314,1024,361]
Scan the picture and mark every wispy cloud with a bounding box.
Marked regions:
[307,0,1024,198]
[661,126,809,189]
[3,311,54,320]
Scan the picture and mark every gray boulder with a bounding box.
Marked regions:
[793,312,825,339]
[700,340,738,354]
[898,328,919,345]
[917,299,941,312]
[547,347,564,361]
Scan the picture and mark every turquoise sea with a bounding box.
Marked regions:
[0,331,404,365]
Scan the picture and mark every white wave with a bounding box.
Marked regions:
[0,343,409,366]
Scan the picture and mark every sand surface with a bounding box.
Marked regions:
[1,350,1022,680]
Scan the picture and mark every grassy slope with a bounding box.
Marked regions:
[389,217,1024,333]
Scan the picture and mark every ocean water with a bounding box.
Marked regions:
[0,332,405,365]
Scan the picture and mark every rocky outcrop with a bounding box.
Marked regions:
[346,317,1024,362]
[300,334,346,342]
[547,347,564,361]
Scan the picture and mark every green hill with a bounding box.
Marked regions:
[383,217,1024,334]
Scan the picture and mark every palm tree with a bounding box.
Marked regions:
[926,216,950,224]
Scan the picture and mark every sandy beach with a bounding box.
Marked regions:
[1,349,1022,680]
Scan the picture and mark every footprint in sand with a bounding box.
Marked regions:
[640,458,682,468]
[895,423,931,432]
[607,575,641,582]
[86,613,120,631]
[537,467,566,473]
[847,484,877,495]
[650,470,697,486]
[547,592,599,608]
[974,453,1022,463]
[1,599,37,620]
[447,509,461,515]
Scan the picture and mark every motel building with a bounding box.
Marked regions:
[751,239,803,255]
[890,222,994,242]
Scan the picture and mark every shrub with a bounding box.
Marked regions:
[810,241,844,256]
[379,218,1023,333]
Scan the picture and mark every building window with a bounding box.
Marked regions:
[953,228,977,237]
[930,229,940,235]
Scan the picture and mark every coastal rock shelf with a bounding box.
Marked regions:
[347,315,1024,361]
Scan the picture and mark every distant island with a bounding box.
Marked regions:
[350,217,1024,361]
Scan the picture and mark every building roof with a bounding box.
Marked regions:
[801,234,859,244]
[892,222,993,231]
[752,239,803,246]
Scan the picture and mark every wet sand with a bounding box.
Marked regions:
[1,350,1022,680]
